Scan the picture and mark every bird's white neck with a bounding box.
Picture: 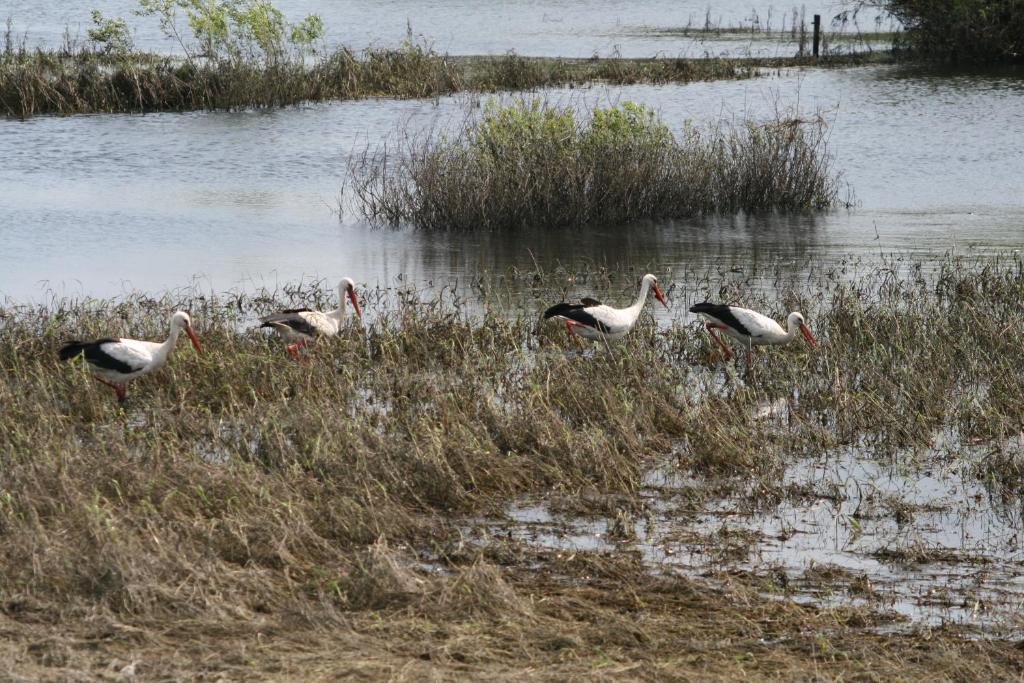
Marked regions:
[154,323,183,365]
[625,278,654,321]
[327,284,349,321]
[780,316,802,344]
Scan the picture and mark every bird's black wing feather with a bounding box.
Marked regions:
[58,338,139,374]
[542,302,610,333]
[260,312,318,337]
[580,297,602,306]
[688,302,752,336]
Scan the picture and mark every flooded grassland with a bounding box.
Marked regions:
[3,3,1024,678]
[2,259,1024,678]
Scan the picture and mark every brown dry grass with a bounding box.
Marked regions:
[2,260,1024,679]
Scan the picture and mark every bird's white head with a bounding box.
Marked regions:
[170,311,203,354]
[787,312,817,347]
[641,274,669,309]
[339,277,362,318]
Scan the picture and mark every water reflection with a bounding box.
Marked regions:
[2,65,1024,303]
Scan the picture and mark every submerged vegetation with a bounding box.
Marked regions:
[2,258,1024,676]
[351,99,845,230]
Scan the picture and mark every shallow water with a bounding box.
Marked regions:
[6,1,894,58]
[3,64,1023,307]
[477,438,1024,635]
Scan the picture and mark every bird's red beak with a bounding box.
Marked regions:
[800,322,817,347]
[653,284,669,309]
[185,325,203,354]
[348,288,362,318]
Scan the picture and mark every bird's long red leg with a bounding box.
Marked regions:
[565,320,578,336]
[705,323,733,361]
[287,339,311,362]
[93,376,127,403]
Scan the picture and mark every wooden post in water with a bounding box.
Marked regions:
[812,14,821,57]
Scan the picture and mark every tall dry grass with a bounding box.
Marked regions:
[2,259,1024,675]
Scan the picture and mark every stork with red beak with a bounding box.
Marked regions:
[543,273,669,341]
[260,277,362,358]
[58,310,203,403]
[689,302,817,361]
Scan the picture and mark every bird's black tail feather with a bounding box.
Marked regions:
[58,341,88,361]
[688,301,728,316]
[543,302,583,319]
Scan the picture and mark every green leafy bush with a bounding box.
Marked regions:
[134,0,324,65]
[86,10,135,57]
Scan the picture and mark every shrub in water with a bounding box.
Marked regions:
[351,98,844,230]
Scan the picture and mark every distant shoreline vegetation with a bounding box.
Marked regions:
[1,0,894,119]
[349,99,847,231]
[870,0,1024,63]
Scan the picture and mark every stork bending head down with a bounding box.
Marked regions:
[58,311,203,403]
[543,273,669,341]
[689,302,816,361]
[260,277,361,358]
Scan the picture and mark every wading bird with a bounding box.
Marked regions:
[259,277,362,358]
[543,273,669,341]
[689,302,817,362]
[58,311,203,403]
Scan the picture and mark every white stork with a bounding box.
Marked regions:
[259,277,361,358]
[689,302,817,361]
[58,310,203,403]
[543,273,669,341]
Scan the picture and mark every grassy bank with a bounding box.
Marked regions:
[350,99,845,231]
[0,0,902,118]
[2,259,1024,677]
[0,39,467,118]
[0,42,900,119]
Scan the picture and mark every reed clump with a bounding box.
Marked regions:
[0,39,466,118]
[351,98,844,230]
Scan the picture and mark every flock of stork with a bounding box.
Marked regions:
[58,274,816,403]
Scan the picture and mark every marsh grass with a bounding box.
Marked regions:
[2,258,1024,676]
[0,36,466,118]
[1,31,896,118]
[351,99,845,230]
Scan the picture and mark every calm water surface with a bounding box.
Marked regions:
[2,64,1024,306]
[7,1,892,57]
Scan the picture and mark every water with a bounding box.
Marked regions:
[6,1,894,58]
[3,64,1023,304]
[473,438,1024,635]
